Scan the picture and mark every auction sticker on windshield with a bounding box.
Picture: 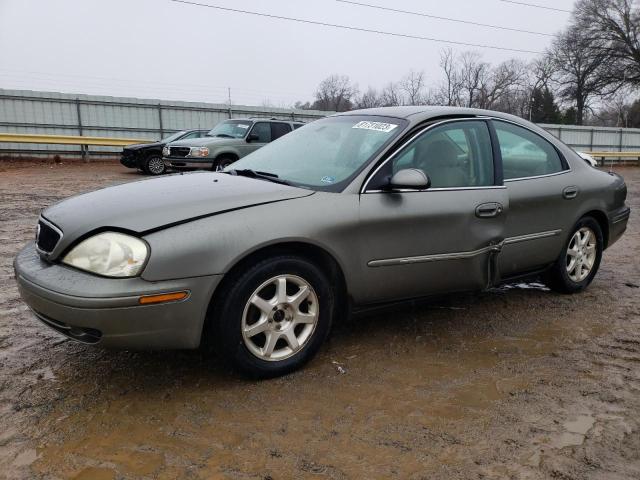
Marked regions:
[352,121,399,133]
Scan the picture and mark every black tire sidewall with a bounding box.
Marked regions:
[215,156,235,171]
[548,216,604,293]
[212,256,334,378]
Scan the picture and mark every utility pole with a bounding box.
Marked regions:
[227,87,233,119]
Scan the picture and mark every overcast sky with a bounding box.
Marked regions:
[0,0,574,107]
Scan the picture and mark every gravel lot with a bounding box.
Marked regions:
[0,161,639,480]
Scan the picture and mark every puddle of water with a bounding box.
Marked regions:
[564,414,595,435]
[12,448,37,467]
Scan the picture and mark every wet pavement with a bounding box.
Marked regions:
[0,161,639,479]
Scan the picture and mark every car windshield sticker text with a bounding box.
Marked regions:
[321,176,336,184]
[352,121,399,133]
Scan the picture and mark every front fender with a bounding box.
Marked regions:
[140,193,361,286]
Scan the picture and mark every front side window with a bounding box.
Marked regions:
[270,122,292,141]
[250,122,272,143]
[227,115,406,191]
[372,120,494,189]
[494,121,565,179]
[207,120,253,139]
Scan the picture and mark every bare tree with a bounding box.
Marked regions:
[458,52,489,108]
[477,59,527,109]
[438,48,462,106]
[312,75,359,112]
[399,70,427,105]
[548,24,620,124]
[380,82,403,106]
[356,87,383,109]
[574,0,640,86]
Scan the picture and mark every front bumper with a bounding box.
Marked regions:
[120,153,139,168]
[13,244,222,349]
[163,157,215,169]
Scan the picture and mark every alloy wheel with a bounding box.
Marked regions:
[147,157,165,175]
[566,227,597,282]
[241,274,319,361]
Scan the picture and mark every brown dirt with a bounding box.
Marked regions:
[0,161,639,480]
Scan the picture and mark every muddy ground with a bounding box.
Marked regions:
[0,160,639,480]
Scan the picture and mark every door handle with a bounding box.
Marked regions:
[475,202,503,218]
[563,186,579,199]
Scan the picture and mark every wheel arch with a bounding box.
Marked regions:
[581,209,609,248]
[203,241,349,342]
[215,151,239,161]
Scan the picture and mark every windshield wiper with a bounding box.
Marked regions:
[215,133,234,138]
[226,169,293,186]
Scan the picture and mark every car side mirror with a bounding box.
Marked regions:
[388,168,430,191]
[247,133,260,143]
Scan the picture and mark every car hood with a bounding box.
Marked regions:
[168,137,238,147]
[124,141,162,151]
[42,172,314,257]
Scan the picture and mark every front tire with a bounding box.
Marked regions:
[214,155,236,171]
[143,155,166,175]
[543,216,603,293]
[209,255,334,378]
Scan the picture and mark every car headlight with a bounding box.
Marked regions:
[189,146,209,157]
[162,146,169,156]
[62,232,149,278]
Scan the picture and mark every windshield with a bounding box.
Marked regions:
[226,116,407,191]
[161,130,187,143]
[207,120,253,138]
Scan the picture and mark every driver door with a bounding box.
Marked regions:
[357,119,508,304]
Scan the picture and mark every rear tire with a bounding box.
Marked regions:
[143,155,166,175]
[208,255,334,378]
[542,216,603,293]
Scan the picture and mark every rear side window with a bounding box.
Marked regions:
[271,122,292,141]
[250,122,272,143]
[495,121,564,180]
[293,123,304,130]
[386,120,494,188]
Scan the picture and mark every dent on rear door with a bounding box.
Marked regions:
[356,188,509,304]
[498,173,576,277]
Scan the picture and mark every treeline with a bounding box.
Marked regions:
[294,0,640,127]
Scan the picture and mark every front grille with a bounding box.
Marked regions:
[168,146,191,158]
[36,220,61,253]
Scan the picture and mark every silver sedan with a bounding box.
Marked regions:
[14,107,630,377]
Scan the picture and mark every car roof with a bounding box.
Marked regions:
[335,106,530,127]
[227,117,304,124]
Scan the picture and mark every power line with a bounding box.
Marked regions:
[336,0,554,37]
[497,0,572,13]
[168,0,545,54]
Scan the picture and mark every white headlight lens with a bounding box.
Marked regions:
[162,146,169,156]
[62,232,149,277]
[189,146,209,157]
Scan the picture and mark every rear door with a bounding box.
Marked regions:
[358,119,508,303]
[492,120,574,278]
[271,122,292,141]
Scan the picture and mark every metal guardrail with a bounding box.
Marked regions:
[584,151,640,166]
[0,132,151,147]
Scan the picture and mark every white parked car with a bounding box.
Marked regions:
[577,151,598,167]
